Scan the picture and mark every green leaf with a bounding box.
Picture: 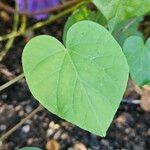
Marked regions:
[19,147,41,150]
[113,17,143,46]
[22,21,129,137]
[92,0,150,31]
[63,6,107,44]
[123,36,150,85]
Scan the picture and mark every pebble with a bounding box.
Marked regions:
[1,94,7,100]
[47,129,55,137]
[54,130,62,139]
[18,110,24,117]
[22,125,30,133]
[25,105,33,113]
[61,133,69,140]
[49,121,55,128]
[73,142,87,150]
[54,124,60,130]
[0,124,7,131]
[27,138,34,145]
[15,105,22,112]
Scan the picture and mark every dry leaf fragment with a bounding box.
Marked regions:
[141,85,150,111]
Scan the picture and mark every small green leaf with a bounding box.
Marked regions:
[92,0,150,31]
[123,36,150,85]
[22,21,129,137]
[19,147,41,150]
[113,17,143,46]
[63,7,107,44]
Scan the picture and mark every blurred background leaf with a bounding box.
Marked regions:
[123,36,150,86]
[113,17,143,47]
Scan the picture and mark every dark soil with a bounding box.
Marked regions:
[0,3,150,150]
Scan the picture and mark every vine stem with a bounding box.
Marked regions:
[0,74,24,92]
[0,1,89,41]
[0,2,20,62]
[0,105,44,142]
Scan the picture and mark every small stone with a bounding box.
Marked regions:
[61,133,69,140]
[0,124,6,131]
[47,129,55,137]
[27,138,34,145]
[49,121,55,128]
[25,105,33,113]
[1,94,7,100]
[22,125,30,133]
[54,130,62,139]
[18,110,24,117]
[54,124,60,130]
[73,142,87,150]
[125,128,131,134]
[15,105,22,112]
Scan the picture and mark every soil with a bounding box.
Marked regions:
[0,2,150,150]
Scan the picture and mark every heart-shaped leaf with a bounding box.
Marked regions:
[22,21,129,136]
[123,36,150,86]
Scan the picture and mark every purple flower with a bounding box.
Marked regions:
[16,0,60,20]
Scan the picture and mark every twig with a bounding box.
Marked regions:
[0,2,20,61]
[0,1,88,41]
[0,73,24,92]
[130,80,143,95]
[0,0,82,16]
[0,105,44,142]
[122,99,140,104]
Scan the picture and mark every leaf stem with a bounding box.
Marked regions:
[0,73,24,92]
